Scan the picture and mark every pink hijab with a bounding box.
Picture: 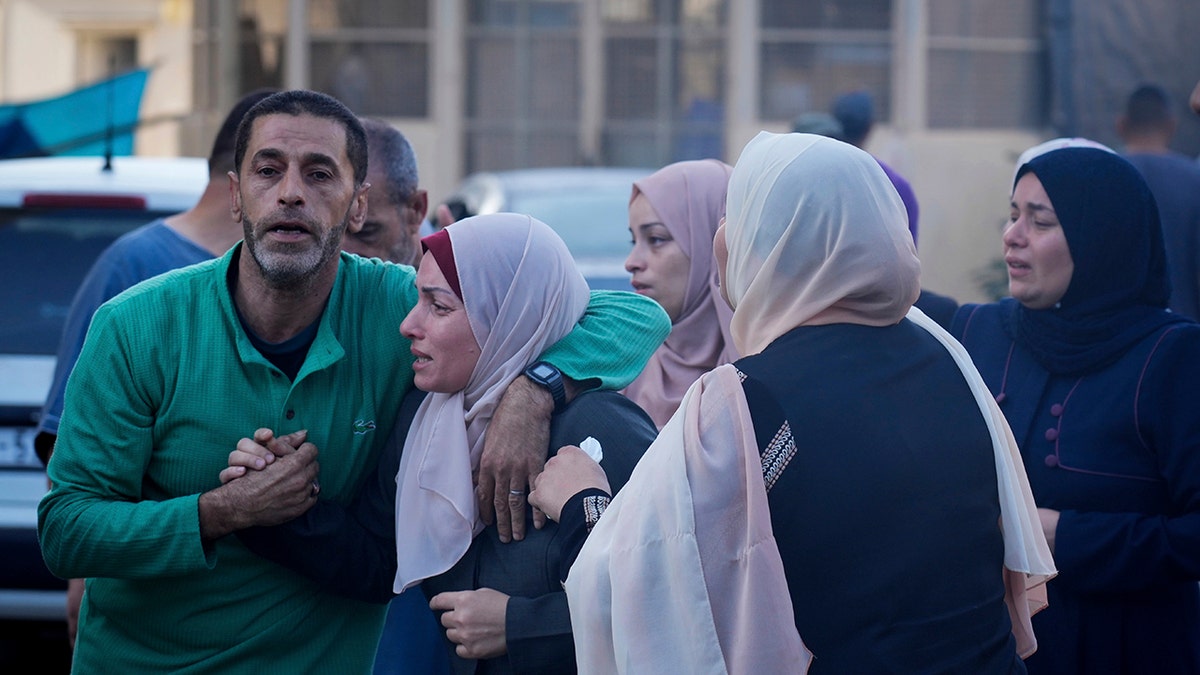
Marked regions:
[622,159,737,428]
[393,213,590,592]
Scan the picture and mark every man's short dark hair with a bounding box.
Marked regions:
[1123,84,1174,133]
[233,90,369,186]
[208,89,278,176]
[360,117,419,205]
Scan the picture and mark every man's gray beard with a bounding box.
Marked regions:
[243,215,348,288]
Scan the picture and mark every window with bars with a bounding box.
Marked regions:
[600,0,726,167]
[464,0,583,172]
[926,0,1045,129]
[192,0,287,110]
[758,0,892,125]
[192,0,430,119]
[308,0,431,117]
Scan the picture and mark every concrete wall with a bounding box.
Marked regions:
[0,1,74,100]
[875,128,1043,305]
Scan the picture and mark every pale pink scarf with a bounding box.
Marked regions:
[567,364,813,674]
[393,213,589,592]
[623,159,737,429]
[566,133,1055,671]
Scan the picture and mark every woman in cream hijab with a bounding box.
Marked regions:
[531,132,1055,674]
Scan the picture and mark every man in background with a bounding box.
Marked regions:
[831,90,920,245]
[342,118,428,268]
[1116,83,1200,320]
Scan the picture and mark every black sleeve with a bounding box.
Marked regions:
[492,391,654,668]
[545,389,655,584]
[553,488,612,584]
[548,389,657,492]
[234,388,426,604]
[505,592,578,674]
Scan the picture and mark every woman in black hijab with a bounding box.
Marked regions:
[952,146,1200,674]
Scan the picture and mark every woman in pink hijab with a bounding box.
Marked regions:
[623,159,737,428]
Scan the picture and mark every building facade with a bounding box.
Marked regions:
[4,0,1198,303]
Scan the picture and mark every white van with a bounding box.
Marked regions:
[0,155,207,622]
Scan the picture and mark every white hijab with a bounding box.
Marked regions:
[393,213,590,592]
[723,132,921,355]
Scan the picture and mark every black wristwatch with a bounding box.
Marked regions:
[524,361,567,414]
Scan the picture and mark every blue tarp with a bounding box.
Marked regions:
[0,68,150,159]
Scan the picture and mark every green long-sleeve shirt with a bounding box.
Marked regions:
[38,246,668,674]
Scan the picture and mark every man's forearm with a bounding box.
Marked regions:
[478,376,553,541]
[198,488,245,541]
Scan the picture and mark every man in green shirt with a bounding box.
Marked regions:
[38,90,668,674]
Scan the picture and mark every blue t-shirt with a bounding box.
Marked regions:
[38,218,213,436]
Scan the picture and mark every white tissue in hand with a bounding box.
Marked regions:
[579,436,603,463]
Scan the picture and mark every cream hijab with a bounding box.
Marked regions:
[727,131,1054,652]
[623,159,737,428]
[565,133,1054,672]
[393,213,590,592]
[723,131,921,354]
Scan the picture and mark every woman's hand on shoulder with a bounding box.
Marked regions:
[529,445,610,523]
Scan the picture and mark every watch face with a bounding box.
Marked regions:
[531,363,556,380]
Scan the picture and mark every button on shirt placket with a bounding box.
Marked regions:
[1043,380,1082,470]
[269,366,300,430]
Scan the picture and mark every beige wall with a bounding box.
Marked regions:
[883,129,1043,305]
[133,0,192,157]
[0,1,74,100]
[0,0,192,156]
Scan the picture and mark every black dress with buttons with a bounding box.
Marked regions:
[954,300,1200,675]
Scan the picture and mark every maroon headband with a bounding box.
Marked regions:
[420,228,462,300]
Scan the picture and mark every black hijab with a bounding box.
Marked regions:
[1004,147,1187,375]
